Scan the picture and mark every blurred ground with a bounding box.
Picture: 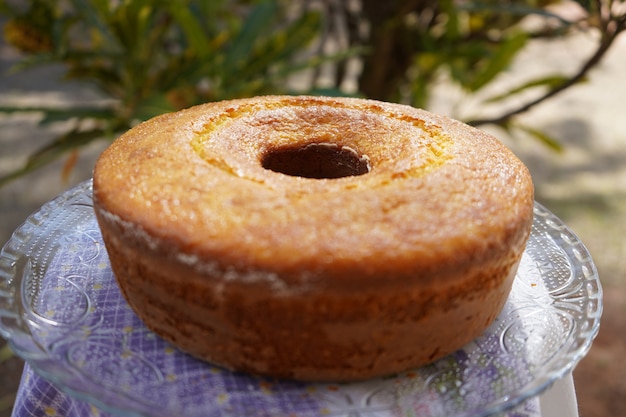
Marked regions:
[1,20,625,417]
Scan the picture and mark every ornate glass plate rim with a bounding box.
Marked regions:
[0,180,602,417]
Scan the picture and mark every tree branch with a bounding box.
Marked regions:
[466,9,625,127]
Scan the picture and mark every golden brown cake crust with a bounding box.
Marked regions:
[93,95,534,381]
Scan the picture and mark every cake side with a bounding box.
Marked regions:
[96,209,524,381]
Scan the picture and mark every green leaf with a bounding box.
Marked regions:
[63,64,124,97]
[483,75,576,103]
[0,1,13,14]
[0,106,117,124]
[134,93,177,121]
[301,87,361,98]
[272,46,367,80]
[572,0,594,13]
[67,0,123,54]
[6,52,58,73]
[42,107,117,124]
[468,31,528,91]
[232,10,321,81]
[0,105,42,114]
[167,2,212,58]
[266,10,322,61]
[222,1,278,74]
[440,0,459,40]
[0,127,116,187]
[516,124,564,152]
[457,2,576,25]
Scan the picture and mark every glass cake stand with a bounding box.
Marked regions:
[0,180,602,417]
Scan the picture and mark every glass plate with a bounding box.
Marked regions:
[0,180,602,417]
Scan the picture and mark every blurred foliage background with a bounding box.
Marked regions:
[0,0,624,186]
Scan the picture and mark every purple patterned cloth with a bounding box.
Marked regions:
[12,363,541,417]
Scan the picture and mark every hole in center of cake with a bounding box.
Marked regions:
[261,143,371,179]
